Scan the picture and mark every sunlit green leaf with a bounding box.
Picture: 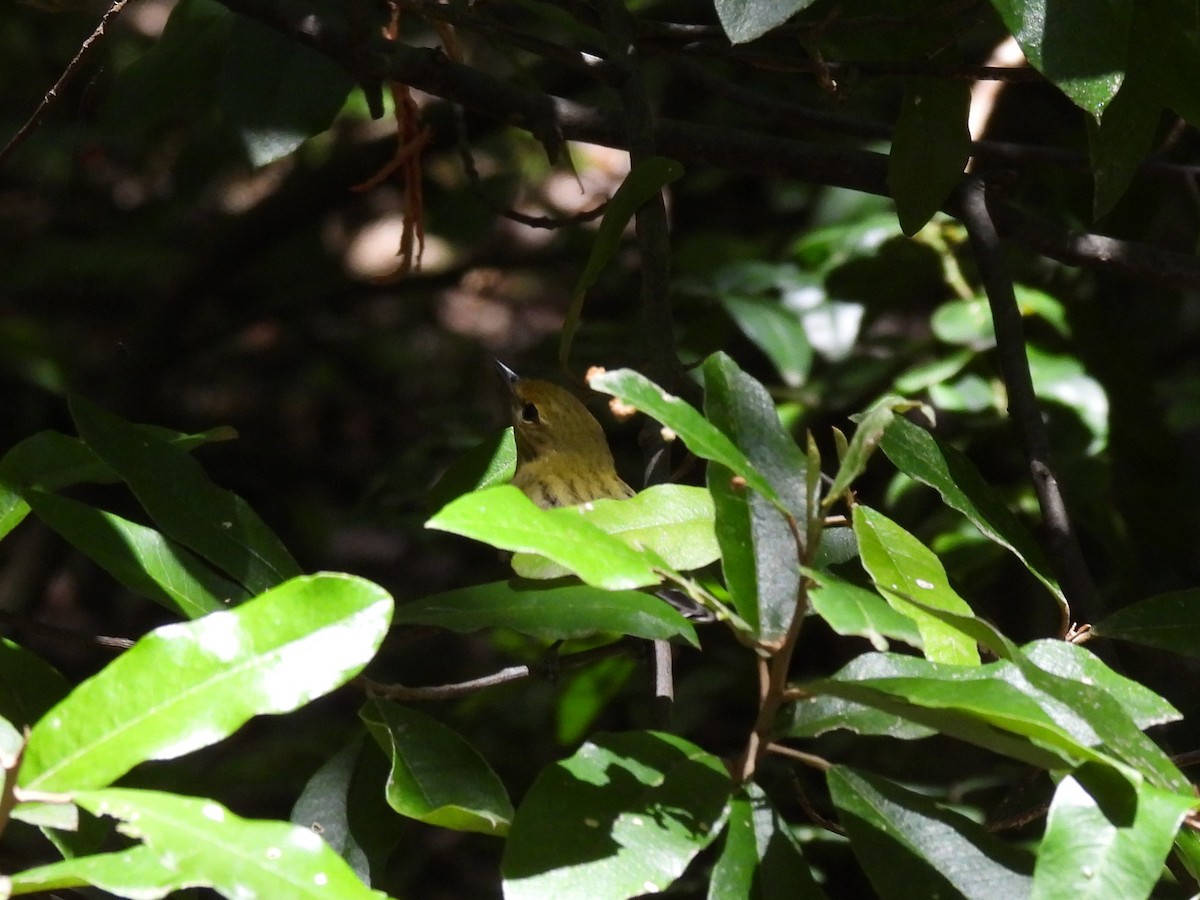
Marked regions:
[427,485,662,590]
[503,731,730,899]
[588,367,781,505]
[35,789,387,899]
[880,415,1066,611]
[512,484,718,579]
[362,699,513,835]
[1032,763,1194,900]
[27,489,242,618]
[807,570,923,652]
[21,574,392,792]
[824,397,925,507]
[853,505,980,665]
[427,428,517,512]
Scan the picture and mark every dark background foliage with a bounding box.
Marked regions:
[3,0,1200,896]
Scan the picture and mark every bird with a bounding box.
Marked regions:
[495,360,635,509]
[495,361,714,623]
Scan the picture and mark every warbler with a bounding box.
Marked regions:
[496,360,635,509]
[496,361,715,623]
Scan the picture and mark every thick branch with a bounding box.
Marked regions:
[212,0,1200,291]
[957,177,1102,626]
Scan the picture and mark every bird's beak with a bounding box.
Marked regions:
[493,359,520,389]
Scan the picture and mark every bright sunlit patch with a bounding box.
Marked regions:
[343,216,452,279]
[192,611,244,663]
[291,827,324,851]
[202,802,226,822]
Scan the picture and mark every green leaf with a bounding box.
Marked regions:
[290,736,373,884]
[427,485,662,590]
[560,157,683,365]
[930,296,996,348]
[711,782,829,899]
[218,15,354,167]
[721,295,813,387]
[853,505,980,665]
[1174,827,1200,885]
[828,767,1034,899]
[1128,0,1200,127]
[21,789,388,899]
[1088,73,1162,219]
[0,639,70,731]
[783,693,936,741]
[426,428,517,512]
[556,655,638,746]
[1032,763,1195,900]
[97,0,233,141]
[703,353,808,642]
[512,484,719,579]
[988,0,1132,118]
[824,397,924,507]
[502,731,731,899]
[392,580,698,646]
[27,489,243,618]
[1092,588,1200,656]
[361,699,514,835]
[21,573,393,792]
[588,367,782,505]
[880,415,1066,611]
[805,654,1096,771]
[5,845,178,898]
[1027,347,1109,453]
[1021,640,1179,732]
[807,571,924,652]
[69,395,300,596]
[714,0,819,44]
[1014,640,1186,792]
[889,76,972,235]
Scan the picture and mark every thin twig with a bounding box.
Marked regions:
[454,109,609,229]
[355,638,640,701]
[786,769,846,836]
[956,177,1102,629]
[768,741,832,772]
[0,610,134,650]
[0,0,132,168]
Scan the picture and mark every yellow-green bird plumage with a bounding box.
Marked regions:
[496,362,634,509]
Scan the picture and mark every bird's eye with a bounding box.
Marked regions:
[521,402,540,424]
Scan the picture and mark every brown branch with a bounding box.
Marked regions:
[210,0,1200,291]
[355,638,641,701]
[0,610,134,651]
[0,0,132,168]
[956,177,1102,627]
